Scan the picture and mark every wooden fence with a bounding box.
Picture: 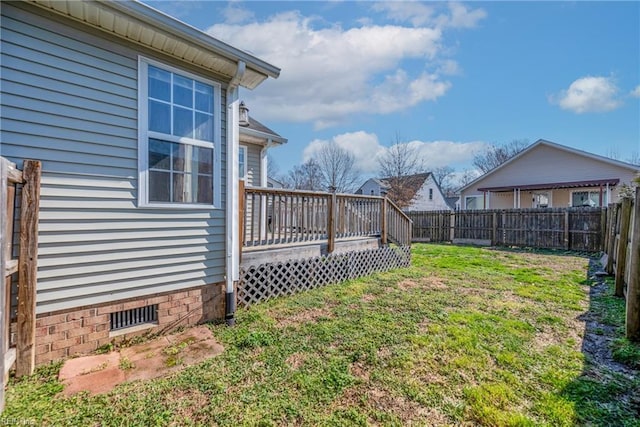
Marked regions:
[409,207,605,252]
[603,189,639,342]
[1,157,41,411]
[242,186,412,250]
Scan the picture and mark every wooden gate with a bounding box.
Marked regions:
[1,157,41,412]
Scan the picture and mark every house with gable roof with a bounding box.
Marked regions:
[458,139,639,210]
[357,173,453,211]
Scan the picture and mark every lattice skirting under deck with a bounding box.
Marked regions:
[238,245,411,306]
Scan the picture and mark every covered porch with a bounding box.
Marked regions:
[475,178,619,209]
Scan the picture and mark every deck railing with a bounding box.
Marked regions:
[242,186,412,250]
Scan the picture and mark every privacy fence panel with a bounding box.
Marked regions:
[407,207,605,252]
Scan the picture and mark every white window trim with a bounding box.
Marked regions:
[137,56,222,209]
[570,189,606,207]
[239,145,248,181]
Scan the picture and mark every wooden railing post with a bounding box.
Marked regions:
[327,192,336,253]
[615,197,632,298]
[16,159,41,377]
[381,197,387,245]
[606,203,619,274]
[626,189,640,341]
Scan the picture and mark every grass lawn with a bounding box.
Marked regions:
[5,244,640,426]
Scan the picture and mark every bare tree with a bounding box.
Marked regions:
[313,143,360,193]
[432,165,455,195]
[472,139,529,173]
[377,135,424,208]
[627,151,639,166]
[285,159,323,191]
[457,168,481,188]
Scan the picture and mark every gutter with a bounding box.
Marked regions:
[224,61,246,326]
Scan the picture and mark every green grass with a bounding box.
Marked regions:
[5,244,640,426]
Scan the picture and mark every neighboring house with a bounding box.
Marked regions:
[239,109,287,188]
[356,178,389,196]
[0,0,279,365]
[267,176,285,189]
[356,173,452,211]
[458,139,640,210]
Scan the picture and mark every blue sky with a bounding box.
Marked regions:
[145,1,640,183]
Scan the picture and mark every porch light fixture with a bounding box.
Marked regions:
[239,101,250,127]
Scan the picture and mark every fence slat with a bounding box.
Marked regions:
[615,198,632,297]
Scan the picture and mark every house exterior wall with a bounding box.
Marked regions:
[461,143,638,209]
[407,175,451,211]
[242,142,263,187]
[1,2,229,320]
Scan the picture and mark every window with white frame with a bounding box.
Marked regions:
[571,190,606,207]
[139,58,220,207]
[465,196,483,210]
[239,145,247,180]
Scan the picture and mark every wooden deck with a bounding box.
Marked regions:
[240,185,412,255]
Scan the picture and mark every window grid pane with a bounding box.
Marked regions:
[146,63,216,205]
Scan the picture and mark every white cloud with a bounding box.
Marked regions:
[303,131,386,173]
[222,3,255,24]
[207,5,481,129]
[553,76,622,113]
[631,85,640,98]
[303,132,487,174]
[372,2,486,29]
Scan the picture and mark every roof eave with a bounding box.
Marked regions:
[240,127,287,145]
[28,0,280,89]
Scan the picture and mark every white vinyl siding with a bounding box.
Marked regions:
[245,143,262,186]
[0,3,228,313]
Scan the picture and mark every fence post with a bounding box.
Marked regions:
[606,203,619,275]
[563,210,570,250]
[492,211,497,246]
[626,189,640,341]
[16,160,41,377]
[0,159,7,411]
[600,207,608,252]
[381,197,387,245]
[327,192,336,253]
[615,197,632,298]
[449,211,455,241]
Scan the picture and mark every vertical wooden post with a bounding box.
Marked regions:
[563,209,570,250]
[491,211,498,246]
[327,192,336,253]
[615,197,632,298]
[601,207,608,252]
[626,189,640,341]
[381,197,387,245]
[0,159,7,411]
[238,180,244,263]
[16,160,41,377]
[606,203,619,274]
[449,211,455,241]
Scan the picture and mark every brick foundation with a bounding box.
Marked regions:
[34,283,225,366]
